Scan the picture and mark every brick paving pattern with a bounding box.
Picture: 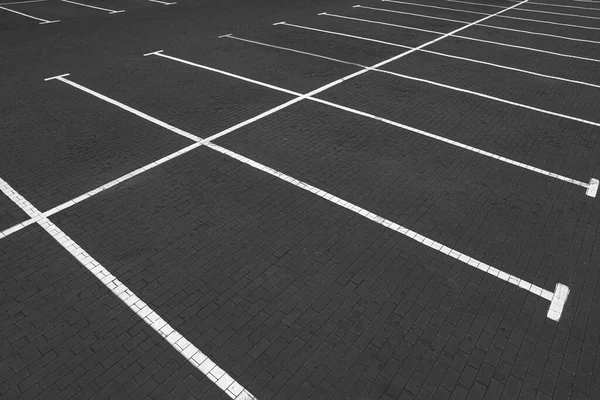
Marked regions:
[1,0,599,399]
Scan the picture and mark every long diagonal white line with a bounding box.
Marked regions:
[203,142,571,322]
[148,49,597,197]
[448,0,600,20]
[0,0,46,4]
[42,67,572,323]
[277,22,600,89]
[0,178,256,400]
[222,34,600,128]
[60,0,124,13]
[0,72,313,241]
[0,5,59,23]
[358,5,600,44]
[322,12,600,63]
[383,0,600,30]
[14,73,579,323]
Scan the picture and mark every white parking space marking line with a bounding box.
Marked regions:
[149,48,597,196]
[298,0,530,95]
[359,4,600,44]
[205,141,569,322]
[384,0,600,31]
[144,0,176,4]
[0,86,574,323]
[0,0,46,4]
[0,178,256,400]
[223,33,600,128]
[278,22,600,89]
[147,51,299,96]
[507,0,600,11]
[322,12,600,63]
[0,142,203,240]
[60,0,125,13]
[0,4,58,23]
[0,219,36,240]
[575,0,600,3]
[222,34,365,67]
[449,0,600,20]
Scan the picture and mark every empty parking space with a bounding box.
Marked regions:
[215,99,595,285]
[148,38,362,94]
[222,26,401,67]
[383,50,600,122]
[316,71,599,182]
[53,60,294,139]
[429,35,600,85]
[0,81,191,212]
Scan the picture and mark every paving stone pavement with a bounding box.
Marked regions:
[1,0,599,399]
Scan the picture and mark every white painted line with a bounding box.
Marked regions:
[295,0,530,95]
[0,5,57,23]
[151,52,299,96]
[448,0,600,20]
[143,0,176,4]
[383,0,600,30]
[204,141,569,322]
[47,74,201,142]
[360,4,600,44]
[224,33,600,128]
[0,177,256,400]
[0,219,36,240]
[223,35,364,67]
[143,49,164,56]
[506,0,600,11]
[277,22,600,89]
[44,73,71,81]
[384,69,600,128]
[0,0,46,5]
[322,12,600,63]
[547,284,570,321]
[575,0,600,3]
[587,178,599,197]
[310,96,594,192]
[152,49,594,195]
[60,0,125,13]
